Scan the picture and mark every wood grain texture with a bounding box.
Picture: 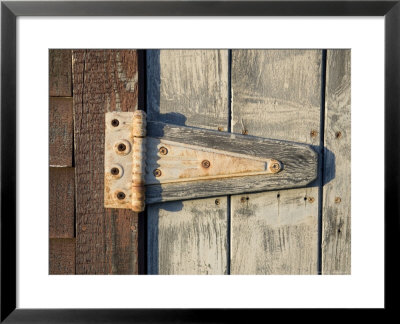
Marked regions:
[49,97,73,167]
[145,121,318,203]
[49,49,72,97]
[148,198,228,274]
[49,167,75,238]
[147,50,229,130]
[73,50,139,274]
[230,50,322,274]
[322,50,351,274]
[49,238,75,274]
[231,189,318,274]
[146,50,229,274]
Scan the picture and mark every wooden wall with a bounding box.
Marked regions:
[49,50,140,274]
[49,50,75,274]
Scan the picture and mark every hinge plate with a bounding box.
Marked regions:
[104,112,317,212]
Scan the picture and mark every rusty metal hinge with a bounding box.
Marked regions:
[104,111,318,212]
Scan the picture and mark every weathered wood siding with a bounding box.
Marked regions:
[72,50,139,274]
[49,97,73,167]
[322,50,351,274]
[230,50,322,274]
[147,50,229,274]
[49,50,75,274]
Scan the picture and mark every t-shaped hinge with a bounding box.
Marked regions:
[104,111,318,212]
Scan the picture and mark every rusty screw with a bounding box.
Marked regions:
[335,197,342,203]
[241,196,249,203]
[159,147,168,155]
[308,197,315,203]
[269,161,281,173]
[215,199,220,205]
[153,169,162,177]
[117,143,127,152]
[242,129,248,135]
[111,167,119,175]
[335,131,342,139]
[201,160,211,168]
[310,130,318,138]
[218,126,224,132]
[117,192,126,200]
[111,119,119,127]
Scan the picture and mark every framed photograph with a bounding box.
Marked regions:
[1,0,398,321]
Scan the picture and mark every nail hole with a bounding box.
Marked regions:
[111,119,119,127]
[277,194,280,198]
[304,197,307,201]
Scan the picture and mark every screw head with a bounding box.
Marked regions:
[117,143,126,152]
[201,160,211,168]
[111,167,119,175]
[159,147,168,155]
[111,119,119,127]
[308,197,315,203]
[153,169,162,177]
[335,197,342,203]
[335,131,342,139]
[269,161,281,173]
[218,127,224,132]
[117,192,126,200]
[215,199,220,205]
[242,129,248,135]
[310,130,318,138]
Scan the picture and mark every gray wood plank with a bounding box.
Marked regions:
[148,198,228,274]
[147,50,229,274]
[322,50,351,274]
[231,50,322,274]
[145,122,318,203]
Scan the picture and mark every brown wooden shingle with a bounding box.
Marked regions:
[49,49,72,97]
[49,97,73,167]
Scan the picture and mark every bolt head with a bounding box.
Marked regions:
[159,147,168,155]
[153,169,162,177]
[111,167,119,175]
[201,160,211,168]
[111,119,119,127]
[117,143,126,152]
[117,192,126,200]
[269,161,281,173]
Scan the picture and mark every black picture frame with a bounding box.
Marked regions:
[1,0,398,322]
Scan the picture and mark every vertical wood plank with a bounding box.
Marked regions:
[49,97,73,167]
[49,49,72,97]
[49,167,75,238]
[147,50,229,274]
[231,50,322,274]
[72,50,139,274]
[49,238,75,274]
[322,50,351,274]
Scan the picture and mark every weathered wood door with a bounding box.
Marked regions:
[49,49,350,275]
